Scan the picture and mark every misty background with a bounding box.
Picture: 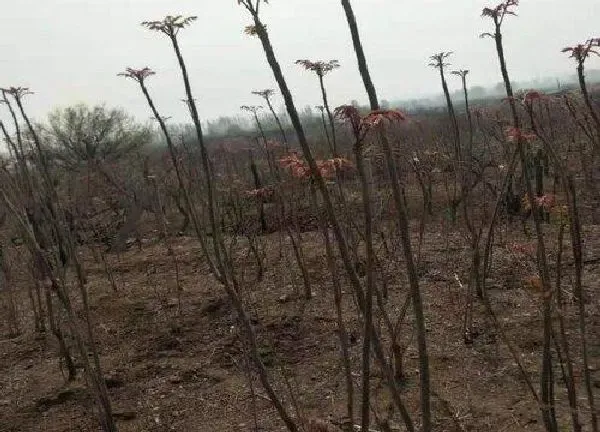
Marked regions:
[1,0,599,133]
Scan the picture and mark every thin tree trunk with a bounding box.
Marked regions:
[566,177,598,432]
[10,92,118,432]
[137,79,219,279]
[287,226,312,299]
[247,9,414,430]
[166,27,300,432]
[319,108,334,156]
[577,63,600,145]
[554,215,581,431]
[340,0,379,110]
[462,75,474,155]
[309,182,354,424]
[170,35,227,282]
[354,142,375,431]
[249,150,268,232]
[439,66,461,160]
[380,133,431,432]
[45,287,77,381]
[492,20,557,432]
[319,74,337,156]
[339,1,430,427]
[265,96,289,147]
[0,245,20,337]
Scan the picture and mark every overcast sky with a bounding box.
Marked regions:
[1,0,598,125]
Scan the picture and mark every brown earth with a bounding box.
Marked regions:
[1,218,600,432]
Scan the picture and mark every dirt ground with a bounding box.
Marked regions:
[1,218,600,432]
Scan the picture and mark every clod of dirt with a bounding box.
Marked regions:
[168,323,184,335]
[155,350,182,359]
[200,297,230,317]
[104,373,126,389]
[168,375,183,384]
[36,385,86,411]
[113,409,137,421]
[278,293,292,303]
[305,418,343,431]
[130,302,148,313]
[153,333,181,351]
[170,368,226,386]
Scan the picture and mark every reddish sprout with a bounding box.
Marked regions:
[508,242,536,256]
[429,52,453,69]
[316,158,355,179]
[523,275,544,293]
[252,89,275,99]
[361,110,407,128]
[244,24,266,36]
[246,187,274,200]
[265,140,282,150]
[562,38,600,64]
[505,126,536,143]
[334,105,363,136]
[522,90,546,104]
[1,86,33,100]
[279,152,353,180]
[279,152,310,179]
[481,0,518,20]
[141,15,197,37]
[334,105,407,139]
[534,194,556,210]
[295,59,340,77]
[118,67,156,83]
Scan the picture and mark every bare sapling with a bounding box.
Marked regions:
[526,92,595,431]
[308,180,354,425]
[239,2,415,429]
[252,88,289,147]
[338,1,431,428]
[242,106,312,297]
[141,15,299,431]
[481,2,558,430]
[118,66,220,280]
[335,104,376,431]
[0,87,117,431]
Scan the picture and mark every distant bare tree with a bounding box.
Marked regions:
[47,104,150,170]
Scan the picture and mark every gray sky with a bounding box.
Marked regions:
[1,0,598,125]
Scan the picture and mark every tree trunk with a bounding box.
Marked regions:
[340,0,379,110]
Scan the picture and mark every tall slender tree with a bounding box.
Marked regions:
[451,69,474,154]
[141,16,227,280]
[562,38,600,146]
[118,67,218,277]
[238,3,415,430]
[482,2,558,431]
[339,2,431,430]
[430,52,461,160]
[142,17,299,431]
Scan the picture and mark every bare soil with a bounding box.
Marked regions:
[1,218,600,431]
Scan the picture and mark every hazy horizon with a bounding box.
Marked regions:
[1,0,598,126]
